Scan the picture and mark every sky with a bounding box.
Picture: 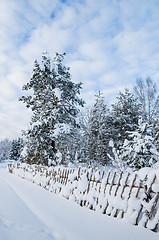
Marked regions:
[1,0,159,140]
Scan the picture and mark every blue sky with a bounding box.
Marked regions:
[1,0,159,140]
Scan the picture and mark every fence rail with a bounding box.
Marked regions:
[8,163,159,232]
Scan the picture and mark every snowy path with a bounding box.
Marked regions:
[0,166,158,240]
[0,170,55,240]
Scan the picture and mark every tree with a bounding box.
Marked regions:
[134,77,159,124]
[51,53,85,165]
[84,91,111,165]
[111,88,141,148]
[121,118,159,170]
[76,109,93,163]
[19,52,84,166]
[9,138,24,161]
[53,122,83,165]
[154,118,159,151]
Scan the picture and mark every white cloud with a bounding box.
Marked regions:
[0,101,32,141]
[1,0,159,139]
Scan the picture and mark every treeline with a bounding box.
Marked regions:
[0,138,23,162]
[75,81,159,170]
[4,53,159,171]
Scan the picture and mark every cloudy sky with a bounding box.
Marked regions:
[1,0,159,140]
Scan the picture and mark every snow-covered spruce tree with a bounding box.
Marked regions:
[9,140,16,160]
[154,118,159,151]
[19,53,84,166]
[76,109,93,164]
[9,138,24,161]
[111,88,141,148]
[85,91,111,166]
[51,53,85,165]
[121,118,159,170]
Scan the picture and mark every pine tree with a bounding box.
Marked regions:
[154,118,159,151]
[52,53,85,164]
[71,109,92,164]
[111,88,141,148]
[54,53,85,126]
[9,140,16,160]
[9,138,24,161]
[121,118,159,170]
[85,91,110,166]
[19,53,58,165]
[19,53,84,166]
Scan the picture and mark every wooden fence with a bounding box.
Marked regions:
[8,163,159,232]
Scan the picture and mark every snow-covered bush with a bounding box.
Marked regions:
[121,119,159,170]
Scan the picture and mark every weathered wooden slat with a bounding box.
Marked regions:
[115,172,123,197]
[121,172,130,198]
[136,174,157,226]
[87,174,92,193]
[148,192,159,219]
[128,174,137,199]
[109,172,116,195]
[104,171,111,194]
[136,182,142,198]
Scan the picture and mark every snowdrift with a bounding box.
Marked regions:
[8,163,159,232]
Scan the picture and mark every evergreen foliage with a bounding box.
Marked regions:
[9,138,24,161]
[19,53,84,165]
[18,54,159,170]
[121,118,159,170]
[154,118,159,151]
[111,88,141,148]
[85,91,110,165]
[52,53,85,164]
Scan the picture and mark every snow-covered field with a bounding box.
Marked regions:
[0,163,158,240]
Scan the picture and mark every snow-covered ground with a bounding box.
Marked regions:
[0,163,158,240]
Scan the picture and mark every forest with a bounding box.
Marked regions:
[1,53,159,171]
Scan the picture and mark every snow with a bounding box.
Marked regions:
[53,123,71,137]
[8,163,159,228]
[0,164,158,240]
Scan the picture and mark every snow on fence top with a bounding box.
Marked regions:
[8,163,159,232]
